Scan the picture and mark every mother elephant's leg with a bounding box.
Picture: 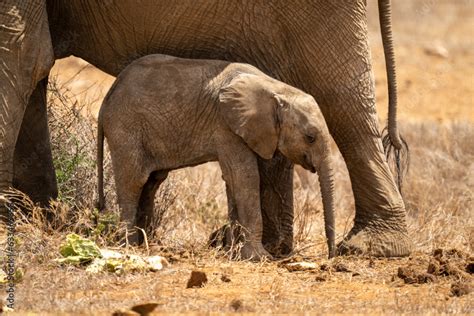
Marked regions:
[13,78,57,205]
[292,2,411,257]
[327,94,411,257]
[0,0,54,212]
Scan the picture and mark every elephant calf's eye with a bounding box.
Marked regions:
[305,134,316,144]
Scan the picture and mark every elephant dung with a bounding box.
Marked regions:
[130,303,160,315]
[397,266,436,284]
[186,270,208,288]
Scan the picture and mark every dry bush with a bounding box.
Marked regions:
[147,164,227,251]
[47,74,102,208]
[39,76,125,247]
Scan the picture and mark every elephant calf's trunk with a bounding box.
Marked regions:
[317,156,336,258]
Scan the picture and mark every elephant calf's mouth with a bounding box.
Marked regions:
[303,155,317,173]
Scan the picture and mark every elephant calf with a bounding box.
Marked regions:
[97,54,336,260]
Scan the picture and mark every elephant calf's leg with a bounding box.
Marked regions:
[217,138,272,260]
[209,154,294,257]
[208,183,238,249]
[136,170,168,243]
[258,154,294,257]
[113,166,149,245]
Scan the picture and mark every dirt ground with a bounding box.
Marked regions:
[1,1,473,314]
[13,246,474,314]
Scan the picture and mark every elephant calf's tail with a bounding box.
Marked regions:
[97,109,106,211]
[378,0,410,192]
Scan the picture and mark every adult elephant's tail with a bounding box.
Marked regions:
[97,108,106,211]
[378,0,409,192]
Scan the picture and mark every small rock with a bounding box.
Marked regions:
[285,261,318,272]
[100,249,123,259]
[451,282,472,297]
[186,270,208,288]
[145,256,169,271]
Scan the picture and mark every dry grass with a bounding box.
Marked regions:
[403,122,474,251]
[1,1,473,313]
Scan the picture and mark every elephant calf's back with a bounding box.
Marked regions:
[100,54,231,170]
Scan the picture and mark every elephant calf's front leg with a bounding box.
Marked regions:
[217,135,272,261]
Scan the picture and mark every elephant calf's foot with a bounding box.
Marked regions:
[337,225,413,257]
[209,225,292,258]
[240,242,273,261]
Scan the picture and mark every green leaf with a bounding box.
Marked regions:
[57,233,101,265]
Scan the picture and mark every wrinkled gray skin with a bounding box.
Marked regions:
[97,55,336,260]
[0,0,411,257]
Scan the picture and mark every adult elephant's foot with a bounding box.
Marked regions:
[337,223,412,257]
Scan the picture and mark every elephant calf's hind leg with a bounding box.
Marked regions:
[113,166,149,245]
[137,170,169,244]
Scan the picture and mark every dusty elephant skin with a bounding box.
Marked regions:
[1,0,411,257]
[0,0,55,213]
[97,55,337,260]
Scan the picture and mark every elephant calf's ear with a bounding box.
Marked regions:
[219,73,279,160]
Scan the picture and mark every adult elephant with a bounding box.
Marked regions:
[0,0,411,257]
